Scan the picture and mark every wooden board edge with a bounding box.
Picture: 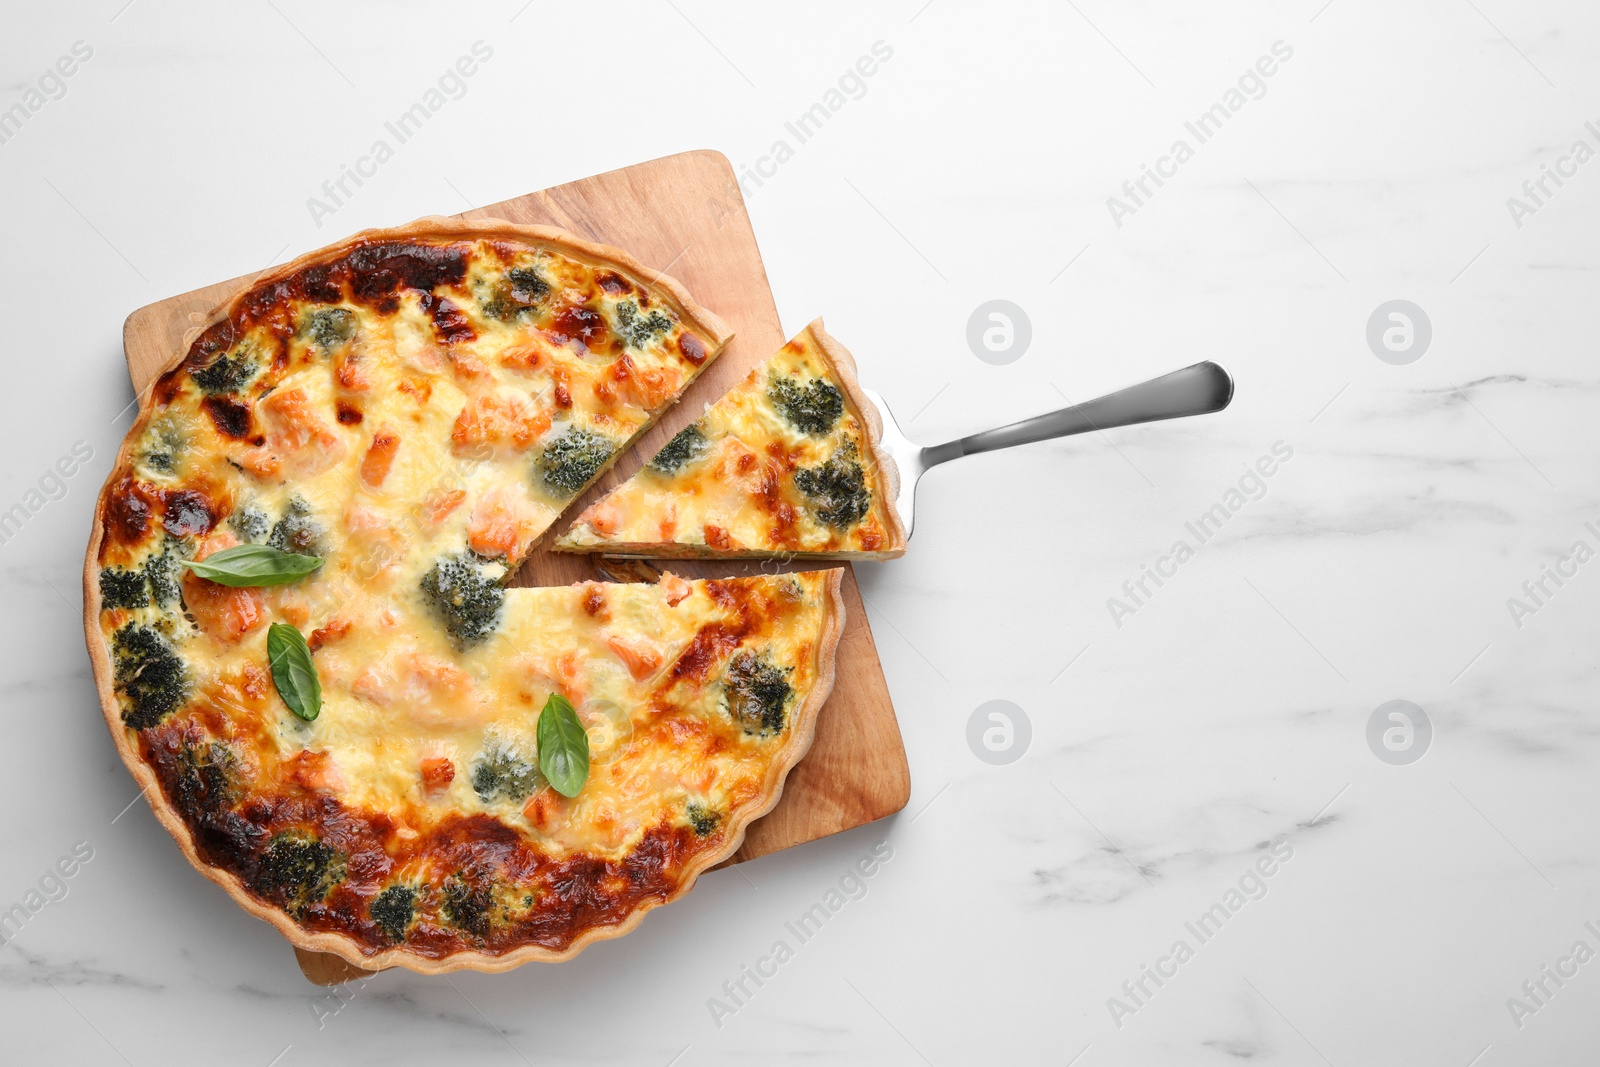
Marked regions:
[294,946,377,986]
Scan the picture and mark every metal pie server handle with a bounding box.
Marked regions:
[922,361,1235,468]
[866,361,1234,539]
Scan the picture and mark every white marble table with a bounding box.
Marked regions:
[3,2,1597,1064]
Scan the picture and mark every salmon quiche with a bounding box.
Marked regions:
[556,319,907,560]
[82,218,849,973]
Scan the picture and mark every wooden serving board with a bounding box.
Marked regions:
[120,150,911,984]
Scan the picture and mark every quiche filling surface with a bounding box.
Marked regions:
[88,224,845,966]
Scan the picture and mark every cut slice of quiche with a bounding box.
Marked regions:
[555,319,907,560]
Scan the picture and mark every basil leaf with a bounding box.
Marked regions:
[537,693,590,798]
[267,622,321,722]
[182,544,323,587]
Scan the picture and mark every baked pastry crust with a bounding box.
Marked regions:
[556,318,908,560]
[82,219,852,974]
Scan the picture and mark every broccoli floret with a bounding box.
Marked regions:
[370,884,415,942]
[229,504,271,543]
[420,554,505,644]
[648,424,709,474]
[102,539,190,614]
[267,497,321,556]
[112,623,187,730]
[614,300,672,348]
[685,801,721,836]
[480,266,551,321]
[99,566,150,610]
[769,375,844,435]
[471,738,540,803]
[721,651,792,736]
[191,351,257,394]
[170,740,239,820]
[302,307,357,351]
[144,541,184,608]
[793,446,871,529]
[441,874,493,937]
[507,266,550,304]
[538,428,615,497]
[253,833,344,915]
[138,416,187,476]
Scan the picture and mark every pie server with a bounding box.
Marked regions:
[864,361,1234,539]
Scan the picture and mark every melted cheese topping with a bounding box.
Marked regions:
[557,324,901,558]
[147,570,832,857]
[88,232,852,961]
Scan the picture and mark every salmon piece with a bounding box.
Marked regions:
[405,653,472,699]
[353,652,473,708]
[420,756,456,795]
[659,572,692,607]
[499,343,544,373]
[556,651,586,703]
[607,355,678,410]
[200,666,267,722]
[182,532,265,643]
[241,665,271,701]
[657,503,678,541]
[606,634,663,681]
[196,531,239,557]
[585,500,621,537]
[287,750,344,793]
[522,789,570,832]
[342,503,402,572]
[855,519,884,552]
[408,344,444,373]
[516,651,589,708]
[450,393,551,456]
[587,804,629,850]
[397,376,433,405]
[359,427,400,487]
[351,663,396,705]
[183,572,266,643]
[467,486,539,560]
[308,617,351,652]
[419,488,466,527]
[344,502,382,531]
[261,388,324,451]
[335,352,372,391]
[260,387,345,477]
[451,351,489,382]
[237,447,280,478]
[663,715,712,749]
[704,524,732,551]
[273,585,313,628]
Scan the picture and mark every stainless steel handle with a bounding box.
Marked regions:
[925,361,1234,466]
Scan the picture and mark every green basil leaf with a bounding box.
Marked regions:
[267,622,321,722]
[181,544,323,587]
[537,692,590,798]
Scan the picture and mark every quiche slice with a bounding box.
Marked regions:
[555,319,908,560]
[84,220,855,973]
